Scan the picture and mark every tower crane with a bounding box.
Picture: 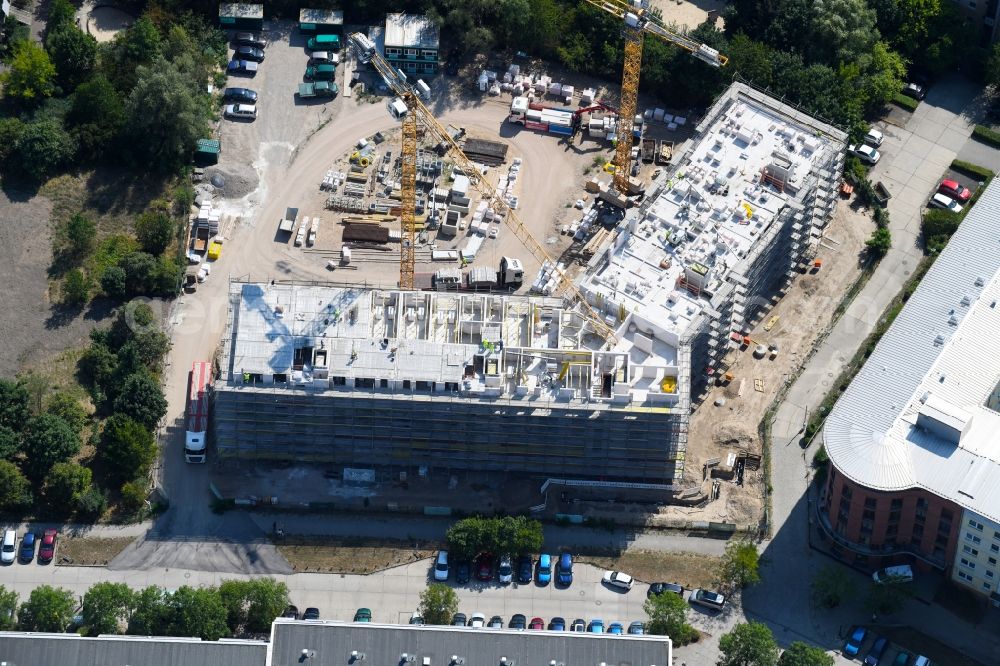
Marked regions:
[583,0,728,195]
[351,33,618,346]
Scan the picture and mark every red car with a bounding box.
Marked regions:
[529,617,545,630]
[938,179,971,202]
[38,529,57,564]
[475,553,494,581]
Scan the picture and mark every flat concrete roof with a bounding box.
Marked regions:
[219,2,263,19]
[384,13,439,50]
[299,8,343,25]
[0,633,268,666]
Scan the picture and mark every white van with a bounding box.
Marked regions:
[872,564,914,584]
[1,530,15,564]
[387,98,408,120]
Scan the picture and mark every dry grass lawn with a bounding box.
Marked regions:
[578,550,721,589]
[276,537,436,574]
[57,536,135,566]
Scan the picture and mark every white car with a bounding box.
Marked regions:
[310,51,340,64]
[497,555,513,584]
[863,128,884,147]
[602,570,634,591]
[928,192,962,213]
[469,612,486,628]
[224,103,257,120]
[848,143,880,165]
[1,530,14,564]
[433,550,449,581]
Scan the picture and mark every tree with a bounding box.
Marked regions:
[0,426,21,460]
[17,585,76,632]
[0,117,26,168]
[811,565,852,609]
[720,540,761,588]
[445,516,544,559]
[128,586,171,636]
[43,461,93,513]
[46,0,77,32]
[76,485,108,519]
[167,586,229,641]
[101,266,128,299]
[866,226,892,257]
[718,622,780,666]
[119,251,158,295]
[112,373,166,429]
[866,579,910,615]
[46,392,89,434]
[13,117,77,182]
[62,268,91,305]
[46,24,97,90]
[858,42,907,111]
[100,16,162,91]
[0,460,31,511]
[99,414,157,484]
[1,40,56,102]
[0,585,18,629]
[21,413,80,482]
[64,212,97,262]
[219,578,290,635]
[82,582,134,635]
[68,75,125,160]
[135,209,176,255]
[419,583,459,625]
[778,642,834,666]
[124,59,210,171]
[0,379,31,431]
[644,590,698,643]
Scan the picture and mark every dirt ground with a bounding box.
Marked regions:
[275,537,434,574]
[578,550,721,589]
[659,197,873,526]
[650,0,727,30]
[57,536,135,566]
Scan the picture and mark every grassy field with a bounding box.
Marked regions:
[577,550,721,589]
[57,536,135,566]
[276,537,436,574]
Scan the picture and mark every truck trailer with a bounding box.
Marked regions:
[184,361,212,463]
[417,257,524,291]
[508,97,574,137]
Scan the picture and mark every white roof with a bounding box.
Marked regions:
[384,13,439,50]
[824,178,1000,523]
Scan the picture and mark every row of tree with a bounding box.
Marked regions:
[444,516,544,559]
[0,578,289,640]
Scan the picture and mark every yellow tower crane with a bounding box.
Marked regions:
[583,0,728,195]
[351,33,618,346]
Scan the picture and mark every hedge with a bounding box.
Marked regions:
[950,159,995,182]
[891,92,919,111]
[972,125,1000,148]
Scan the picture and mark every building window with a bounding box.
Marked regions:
[984,583,991,591]
[386,47,400,56]
[964,545,979,556]
[961,558,976,570]
[424,63,435,72]
[863,509,876,521]
[890,498,903,510]
[987,570,995,579]
[992,543,1000,553]
[405,48,417,55]
[967,532,983,545]
[969,519,985,531]
[991,557,997,566]
[886,524,898,538]
[994,530,1000,541]
[864,497,877,509]
[843,486,853,500]
[958,571,973,582]
[422,49,436,58]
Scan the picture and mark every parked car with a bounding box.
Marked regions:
[224,103,257,120]
[528,617,544,630]
[516,555,532,584]
[902,82,926,100]
[306,34,341,51]
[235,45,265,62]
[233,32,267,49]
[310,51,340,65]
[498,554,513,584]
[557,552,573,587]
[488,615,504,629]
[451,612,467,626]
[928,193,962,213]
[587,619,605,633]
[434,550,449,581]
[607,622,624,635]
[938,179,972,202]
[537,553,552,585]
[18,532,36,563]
[843,626,868,657]
[864,636,888,666]
[647,582,684,597]
[628,621,645,635]
[469,612,486,628]
[509,614,526,630]
[455,559,471,584]
[475,553,494,581]
[304,63,336,81]
[38,529,57,564]
[893,651,912,666]
[409,612,424,625]
[912,656,930,666]
[282,605,299,619]
[689,588,726,611]
[1,530,15,565]
[354,608,372,622]
[302,607,320,620]
[549,617,566,631]
[602,570,634,591]
[864,128,884,147]
[226,59,258,75]
[223,87,258,103]
[570,618,586,632]
[849,143,881,165]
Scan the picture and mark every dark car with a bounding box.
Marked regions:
[528,617,544,630]
[628,621,644,635]
[282,605,299,619]
[455,560,471,585]
[19,533,36,563]
[516,555,533,584]
[488,615,504,629]
[548,617,566,631]
[902,82,926,101]
[892,652,912,666]
[570,618,586,632]
[864,637,888,666]
[843,626,868,657]
[475,553,494,581]
[302,607,320,620]
[452,612,467,627]
[648,582,684,597]
[224,87,258,103]
[235,46,265,62]
[607,622,624,635]
[226,59,258,76]
[38,529,57,564]
[233,32,267,49]
[354,608,372,622]
[509,614,527,630]
[557,552,573,586]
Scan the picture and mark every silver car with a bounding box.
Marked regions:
[224,103,257,120]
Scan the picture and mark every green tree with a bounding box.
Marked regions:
[0,585,18,629]
[810,0,878,63]
[858,42,907,111]
[811,565,852,609]
[101,266,128,299]
[135,209,176,255]
[120,251,158,295]
[21,413,80,482]
[112,373,166,429]
[46,0,77,31]
[1,40,56,102]
[986,42,1000,89]
[167,586,229,640]
[866,579,910,615]
[64,212,97,262]
[718,622,780,666]
[119,478,148,513]
[100,16,162,91]
[127,586,171,636]
[62,268,91,305]
[82,582,134,635]
[99,414,157,484]
[219,578,290,635]
[866,226,892,257]
[124,59,210,171]
[0,379,31,431]
[419,583,459,625]
[0,460,32,511]
[46,392,88,434]
[46,24,97,90]
[778,642,834,666]
[721,540,761,588]
[0,117,26,168]
[13,117,77,182]
[68,74,125,160]
[76,485,108,519]
[17,585,76,632]
[0,426,21,460]
[644,590,698,643]
[43,461,93,513]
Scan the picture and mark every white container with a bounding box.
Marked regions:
[653,108,665,122]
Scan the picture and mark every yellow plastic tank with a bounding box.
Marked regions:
[661,376,677,393]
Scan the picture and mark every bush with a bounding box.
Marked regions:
[972,124,1000,148]
[812,445,829,468]
[872,207,889,229]
[812,565,852,609]
[100,266,127,299]
[865,227,892,257]
[921,208,961,254]
[134,209,176,255]
[64,212,96,262]
[45,392,88,434]
[76,485,108,519]
[949,159,994,181]
[119,479,148,513]
[61,268,91,305]
[720,540,761,588]
[891,92,919,111]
